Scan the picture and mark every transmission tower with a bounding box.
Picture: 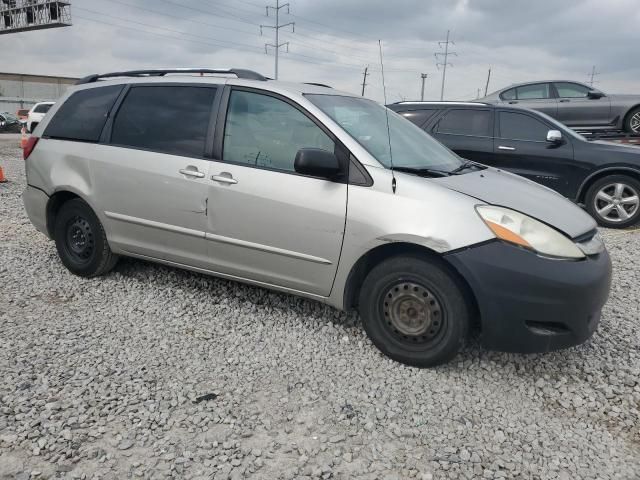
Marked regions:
[1,0,71,35]
[588,65,600,87]
[435,30,456,101]
[260,0,294,80]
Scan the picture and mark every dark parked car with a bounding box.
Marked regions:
[478,81,640,134]
[0,112,22,133]
[388,101,640,228]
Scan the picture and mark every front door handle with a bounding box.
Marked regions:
[508,101,518,104]
[211,173,238,185]
[498,145,516,151]
[179,167,205,178]
[559,99,570,103]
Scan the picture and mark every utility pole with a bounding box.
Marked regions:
[477,88,481,99]
[420,73,428,101]
[361,66,369,96]
[261,0,294,80]
[435,30,456,101]
[484,66,491,96]
[588,65,600,87]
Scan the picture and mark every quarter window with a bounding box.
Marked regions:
[436,109,492,137]
[397,109,439,127]
[223,90,334,173]
[44,86,122,142]
[499,112,550,142]
[554,82,590,98]
[501,88,516,100]
[111,86,216,157]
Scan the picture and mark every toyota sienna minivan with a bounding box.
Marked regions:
[22,68,612,367]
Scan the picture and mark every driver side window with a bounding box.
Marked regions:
[554,82,590,98]
[223,90,335,173]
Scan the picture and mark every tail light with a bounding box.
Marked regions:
[23,136,39,160]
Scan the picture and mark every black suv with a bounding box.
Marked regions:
[388,101,640,228]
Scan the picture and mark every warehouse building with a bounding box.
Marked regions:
[0,71,77,113]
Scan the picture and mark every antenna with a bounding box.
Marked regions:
[378,40,396,194]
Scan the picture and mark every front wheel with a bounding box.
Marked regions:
[54,198,118,277]
[358,255,471,367]
[624,107,640,134]
[585,175,640,228]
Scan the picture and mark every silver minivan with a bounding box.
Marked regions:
[22,69,612,367]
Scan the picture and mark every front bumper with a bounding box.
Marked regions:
[22,185,50,237]
[446,240,612,353]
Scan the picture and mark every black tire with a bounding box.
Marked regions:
[54,198,118,277]
[585,174,640,228]
[624,106,640,134]
[358,255,470,367]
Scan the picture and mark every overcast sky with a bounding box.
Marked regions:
[1,0,639,102]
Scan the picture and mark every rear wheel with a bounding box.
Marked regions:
[624,107,640,134]
[54,198,118,277]
[358,255,470,367]
[585,175,640,228]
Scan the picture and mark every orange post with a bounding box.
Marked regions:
[20,126,28,149]
[0,165,7,183]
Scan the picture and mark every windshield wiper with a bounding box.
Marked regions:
[449,160,483,175]
[392,166,452,178]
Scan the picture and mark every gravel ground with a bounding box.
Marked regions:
[1,142,639,480]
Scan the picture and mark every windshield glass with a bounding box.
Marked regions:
[2,113,18,122]
[306,94,464,172]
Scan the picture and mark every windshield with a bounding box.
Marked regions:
[1,113,18,122]
[306,94,464,172]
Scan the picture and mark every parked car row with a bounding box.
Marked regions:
[0,111,22,133]
[389,101,640,228]
[22,68,611,367]
[478,80,640,134]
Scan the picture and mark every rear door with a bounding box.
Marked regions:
[429,108,494,163]
[504,83,558,119]
[94,84,219,266]
[203,87,348,296]
[553,82,611,127]
[492,110,575,197]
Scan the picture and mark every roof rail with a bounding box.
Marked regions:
[75,68,267,85]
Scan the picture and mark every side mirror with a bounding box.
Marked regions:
[546,130,563,144]
[587,90,605,99]
[294,148,342,179]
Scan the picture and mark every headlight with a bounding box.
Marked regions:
[476,205,585,259]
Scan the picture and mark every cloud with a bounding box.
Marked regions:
[0,0,638,102]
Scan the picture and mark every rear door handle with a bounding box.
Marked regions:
[498,145,516,151]
[179,167,205,178]
[508,101,518,104]
[559,99,570,103]
[211,174,238,185]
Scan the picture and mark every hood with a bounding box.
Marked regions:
[434,168,596,238]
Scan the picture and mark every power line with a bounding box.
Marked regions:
[260,0,294,80]
[435,29,456,101]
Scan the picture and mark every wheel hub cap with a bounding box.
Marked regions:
[66,217,95,260]
[594,182,639,223]
[383,282,443,341]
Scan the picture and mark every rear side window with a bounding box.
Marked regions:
[111,86,216,157]
[34,103,53,114]
[436,109,492,137]
[515,83,550,100]
[44,87,122,142]
[397,109,439,127]
[499,111,549,141]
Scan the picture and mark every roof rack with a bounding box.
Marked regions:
[75,68,267,85]
[392,101,489,106]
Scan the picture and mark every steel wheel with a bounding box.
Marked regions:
[382,281,445,344]
[64,215,96,263]
[630,111,640,134]
[593,182,640,223]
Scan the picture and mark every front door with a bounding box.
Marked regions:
[502,82,558,119]
[553,82,612,127]
[492,110,576,197]
[94,84,218,266]
[204,88,348,296]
